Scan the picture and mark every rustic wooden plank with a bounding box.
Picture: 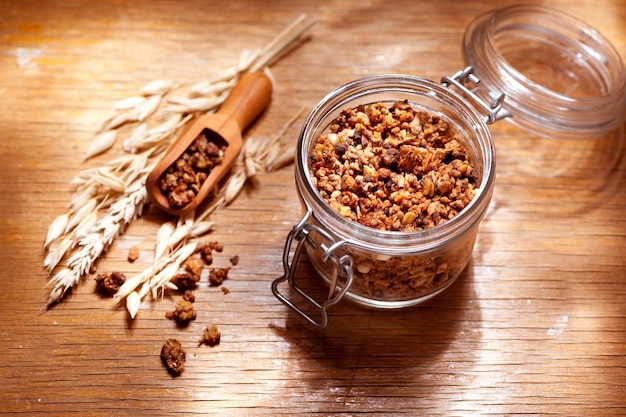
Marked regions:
[0,0,625,416]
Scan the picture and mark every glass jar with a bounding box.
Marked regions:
[271,73,499,327]
[272,5,626,327]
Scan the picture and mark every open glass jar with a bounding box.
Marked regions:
[272,4,626,327]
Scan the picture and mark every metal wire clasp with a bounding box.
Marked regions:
[441,66,510,124]
[271,210,354,328]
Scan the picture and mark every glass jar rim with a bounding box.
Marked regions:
[295,73,496,254]
[463,4,626,140]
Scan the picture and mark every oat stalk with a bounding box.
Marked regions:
[46,164,152,306]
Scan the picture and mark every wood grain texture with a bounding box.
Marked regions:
[1,0,625,416]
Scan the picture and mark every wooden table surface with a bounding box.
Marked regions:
[1,1,625,415]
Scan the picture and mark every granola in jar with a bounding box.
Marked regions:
[273,74,496,325]
[308,100,479,301]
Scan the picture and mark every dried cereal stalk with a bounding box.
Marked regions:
[264,105,306,171]
[46,167,151,306]
[43,15,315,308]
[112,215,211,316]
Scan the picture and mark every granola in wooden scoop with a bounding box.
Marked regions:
[146,72,272,215]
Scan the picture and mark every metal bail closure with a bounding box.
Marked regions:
[271,210,354,328]
[441,66,510,124]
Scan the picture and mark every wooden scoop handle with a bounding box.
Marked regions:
[217,71,273,131]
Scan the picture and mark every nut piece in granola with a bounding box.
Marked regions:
[94,271,126,296]
[198,325,221,347]
[161,338,186,374]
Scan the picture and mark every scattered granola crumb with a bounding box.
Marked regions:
[198,325,221,346]
[170,271,200,290]
[165,299,197,323]
[127,246,140,262]
[184,254,205,276]
[182,289,195,303]
[94,271,126,296]
[208,267,230,286]
[197,244,213,265]
[161,338,186,374]
[156,239,233,372]
[197,241,224,265]
[210,241,224,252]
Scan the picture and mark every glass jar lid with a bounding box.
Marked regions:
[462,4,626,140]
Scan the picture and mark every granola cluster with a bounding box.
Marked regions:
[308,101,480,300]
[94,271,126,296]
[166,290,197,324]
[160,338,186,374]
[159,131,227,209]
[169,241,225,291]
[310,100,477,232]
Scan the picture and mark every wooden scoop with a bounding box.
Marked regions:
[146,71,273,216]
